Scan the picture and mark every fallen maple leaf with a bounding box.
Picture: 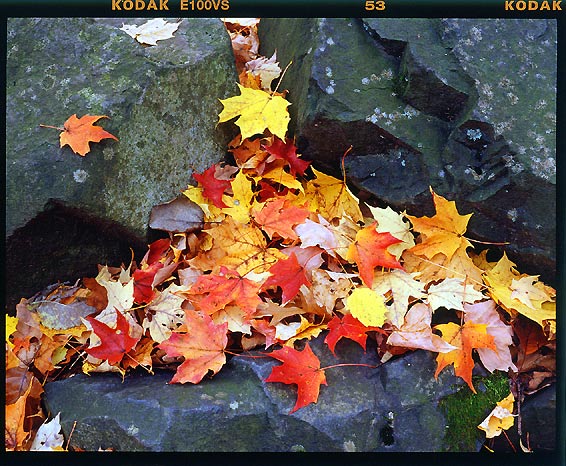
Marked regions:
[434,321,496,393]
[346,286,388,327]
[387,303,457,353]
[30,413,65,451]
[41,114,118,156]
[325,313,383,356]
[477,393,515,438]
[263,253,311,304]
[159,311,228,384]
[426,277,485,312]
[463,300,517,373]
[187,266,261,316]
[264,137,310,176]
[406,187,473,262]
[218,84,290,140]
[120,18,181,46]
[304,168,363,223]
[483,253,555,327]
[193,165,232,208]
[253,197,309,240]
[265,343,327,413]
[245,51,281,90]
[85,309,140,365]
[346,222,403,287]
[369,205,415,259]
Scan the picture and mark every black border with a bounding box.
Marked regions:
[2,1,564,466]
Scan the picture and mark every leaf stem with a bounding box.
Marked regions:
[39,123,64,131]
[320,362,379,371]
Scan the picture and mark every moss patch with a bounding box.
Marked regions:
[439,371,510,452]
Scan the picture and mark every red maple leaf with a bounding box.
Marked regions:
[188,266,261,316]
[264,137,310,176]
[253,198,309,240]
[265,343,327,413]
[159,311,228,384]
[263,253,311,304]
[346,222,403,287]
[146,238,171,265]
[193,164,232,208]
[256,180,289,203]
[85,309,139,365]
[325,314,385,356]
[133,261,164,304]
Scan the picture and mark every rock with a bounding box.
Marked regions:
[44,336,468,452]
[258,18,556,284]
[5,18,238,310]
[6,17,237,238]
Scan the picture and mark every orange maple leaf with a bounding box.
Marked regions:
[253,197,309,240]
[434,321,496,393]
[159,311,228,384]
[346,222,403,287]
[265,343,327,413]
[187,266,261,316]
[41,114,118,156]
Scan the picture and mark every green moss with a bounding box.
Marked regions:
[439,371,510,452]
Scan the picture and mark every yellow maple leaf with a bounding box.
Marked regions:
[183,185,224,222]
[402,244,484,290]
[483,253,555,327]
[304,168,363,223]
[218,84,290,140]
[368,205,415,259]
[256,165,304,192]
[406,188,472,262]
[346,287,387,327]
[6,315,18,348]
[477,393,515,438]
[192,217,285,275]
[221,170,255,223]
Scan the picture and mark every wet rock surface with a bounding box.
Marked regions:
[258,18,556,284]
[45,336,468,452]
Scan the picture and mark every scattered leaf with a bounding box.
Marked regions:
[58,114,117,156]
[265,343,327,413]
[120,18,181,46]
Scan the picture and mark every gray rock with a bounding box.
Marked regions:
[6,17,237,238]
[258,18,556,284]
[44,336,469,452]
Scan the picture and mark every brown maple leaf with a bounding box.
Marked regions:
[41,114,118,156]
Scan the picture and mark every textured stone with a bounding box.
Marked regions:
[258,18,556,284]
[44,336,469,452]
[5,17,237,310]
[6,17,237,238]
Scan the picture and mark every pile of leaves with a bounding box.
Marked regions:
[5,18,556,452]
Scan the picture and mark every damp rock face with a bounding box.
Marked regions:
[6,17,237,239]
[44,336,469,452]
[258,18,556,284]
